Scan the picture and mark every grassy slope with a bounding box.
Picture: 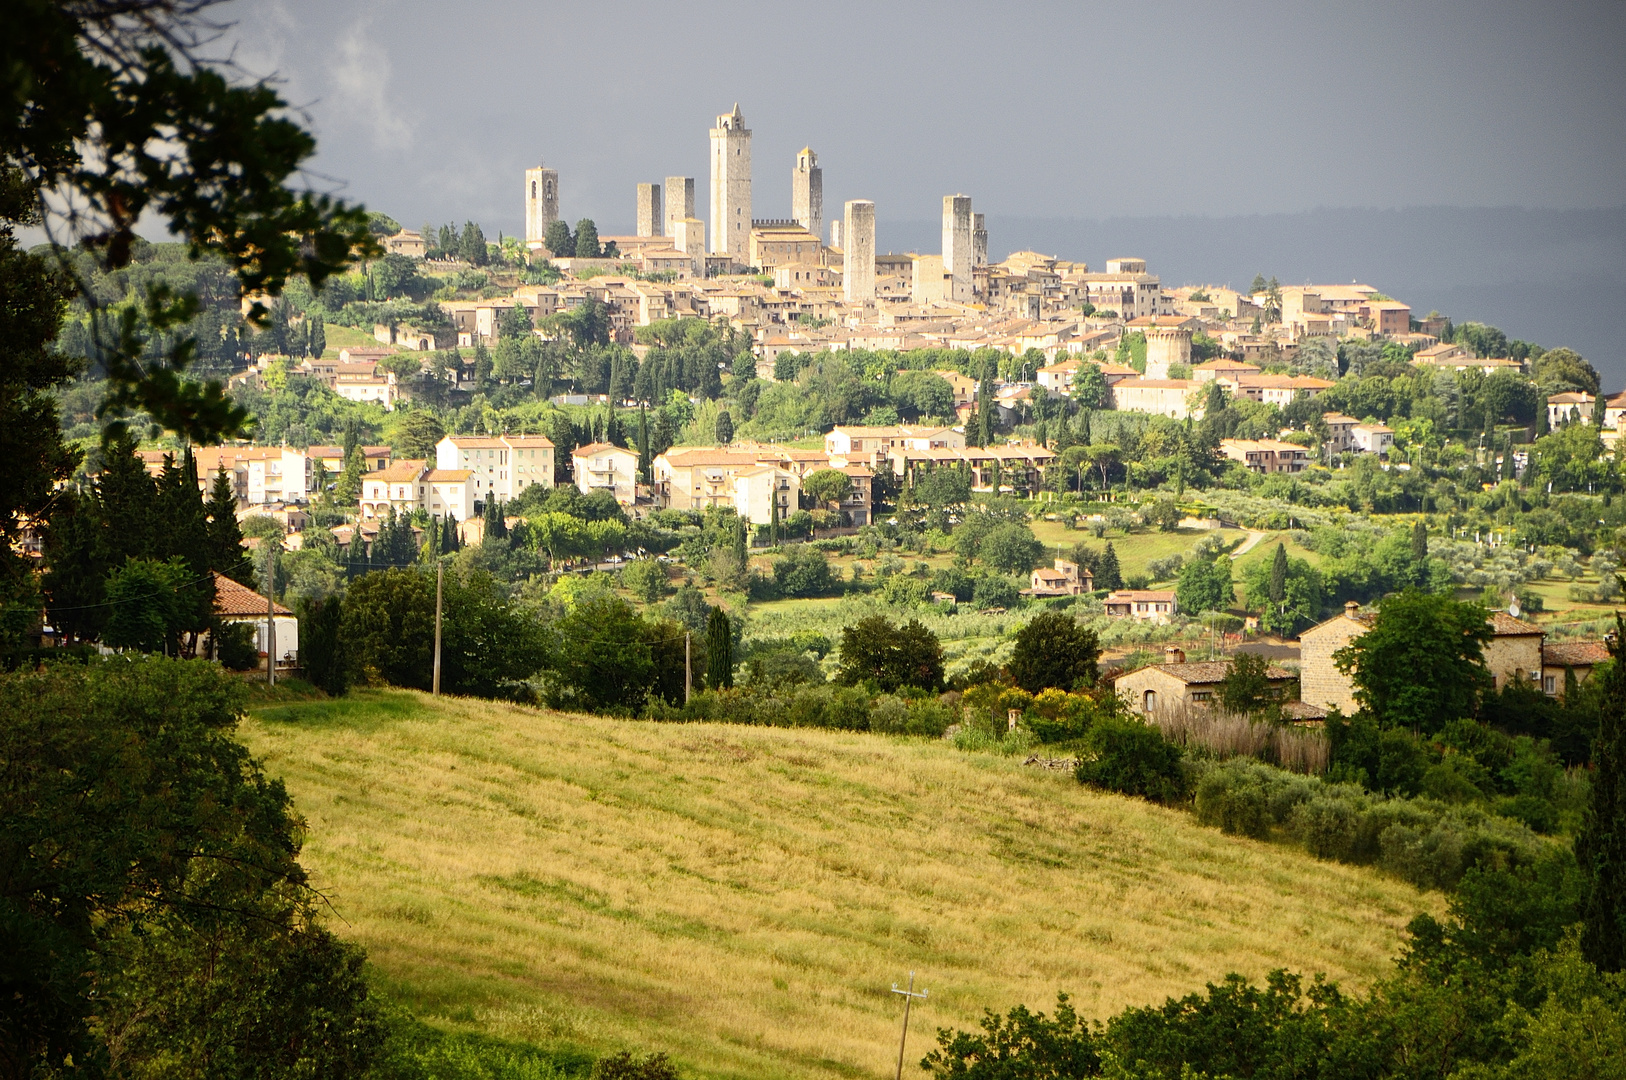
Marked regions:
[243,690,1439,1080]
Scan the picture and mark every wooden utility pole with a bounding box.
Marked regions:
[684,631,692,703]
[265,547,276,688]
[891,972,927,1080]
[432,559,443,695]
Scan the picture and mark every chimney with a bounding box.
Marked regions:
[1164,645,1185,665]
[1344,601,1359,616]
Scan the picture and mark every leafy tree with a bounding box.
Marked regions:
[1579,614,1626,972]
[1143,497,1183,531]
[574,218,601,258]
[388,411,445,460]
[333,444,367,505]
[921,994,1101,1078]
[1532,346,1600,395]
[4,2,374,443]
[1269,542,1288,607]
[546,595,670,712]
[913,464,972,507]
[544,219,573,258]
[340,567,433,685]
[981,522,1043,575]
[1176,556,1233,615]
[102,556,193,653]
[1240,549,1322,635]
[0,657,383,1078]
[802,468,853,512]
[1009,611,1100,693]
[1334,589,1493,733]
[836,615,944,692]
[621,558,668,604]
[773,545,834,598]
[705,606,734,690]
[971,574,1021,610]
[890,369,955,420]
[1217,652,1274,714]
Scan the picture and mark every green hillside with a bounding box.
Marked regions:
[243,690,1442,1079]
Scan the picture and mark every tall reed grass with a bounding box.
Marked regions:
[1146,704,1330,775]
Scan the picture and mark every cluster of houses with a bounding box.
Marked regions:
[1114,600,1609,722]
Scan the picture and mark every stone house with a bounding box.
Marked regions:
[1114,647,1295,716]
[1219,439,1310,474]
[210,571,298,674]
[1027,559,1093,597]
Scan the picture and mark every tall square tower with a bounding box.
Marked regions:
[792,148,823,244]
[843,200,875,304]
[636,183,662,237]
[524,165,559,246]
[709,104,752,260]
[972,212,988,268]
[664,176,695,237]
[942,195,973,302]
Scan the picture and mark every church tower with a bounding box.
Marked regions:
[709,104,752,260]
[792,148,822,243]
[524,164,558,246]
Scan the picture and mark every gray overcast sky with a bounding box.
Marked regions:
[227,0,1626,239]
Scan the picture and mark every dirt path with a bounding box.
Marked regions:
[1230,529,1268,559]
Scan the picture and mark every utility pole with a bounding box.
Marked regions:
[432,559,443,695]
[685,631,692,703]
[891,972,927,1080]
[265,547,276,688]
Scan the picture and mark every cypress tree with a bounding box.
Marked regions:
[206,465,247,582]
[43,487,109,643]
[1269,542,1288,606]
[637,406,651,482]
[1411,520,1429,585]
[1080,408,1092,446]
[299,595,348,696]
[442,511,460,554]
[705,607,733,690]
[1097,542,1122,591]
[345,524,368,577]
[334,445,366,505]
[1595,391,1608,429]
[1579,614,1626,972]
[716,409,733,446]
[977,361,995,447]
[96,430,157,564]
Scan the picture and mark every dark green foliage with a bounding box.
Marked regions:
[802,468,853,509]
[920,994,1101,1078]
[1217,652,1273,715]
[913,464,972,507]
[1327,714,1437,795]
[971,574,1021,610]
[102,556,198,654]
[1175,555,1233,614]
[544,219,573,257]
[574,218,601,258]
[1269,541,1288,604]
[389,410,445,458]
[772,545,835,597]
[836,615,944,692]
[1579,616,1626,971]
[545,595,685,713]
[299,595,347,695]
[5,4,375,442]
[0,658,383,1078]
[342,567,542,698]
[592,1049,682,1079]
[1075,717,1185,803]
[1009,611,1100,693]
[372,510,419,569]
[705,606,733,690]
[206,465,251,583]
[929,566,975,602]
[1335,589,1493,733]
[1097,542,1121,591]
[714,408,733,445]
[981,522,1044,575]
[215,620,259,671]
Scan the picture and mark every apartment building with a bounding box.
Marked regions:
[570,443,640,505]
[1219,439,1311,474]
[435,434,556,507]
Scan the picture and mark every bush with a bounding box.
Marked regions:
[215,620,260,671]
[1076,716,1186,803]
[772,545,835,597]
[971,574,1021,610]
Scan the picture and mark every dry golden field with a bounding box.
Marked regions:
[242,690,1441,1079]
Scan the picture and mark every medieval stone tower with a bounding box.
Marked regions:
[524,164,559,246]
[709,104,752,259]
[942,194,973,302]
[843,199,875,304]
[792,148,822,242]
[1143,319,1193,379]
[972,212,988,268]
[636,183,662,237]
[664,176,695,237]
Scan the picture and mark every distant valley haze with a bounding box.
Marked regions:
[223,0,1626,376]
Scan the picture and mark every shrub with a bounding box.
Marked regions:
[215,620,260,671]
[971,574,1021,610]
[772,546,835,597]
[1076,717,1186,803]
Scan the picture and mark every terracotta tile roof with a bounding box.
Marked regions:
[425,469,472,482]
[1105,589,1177,602]
[572,442,636,457]
[1543,640,1610,667]
[1489,611,1544,637]
[1149,661,1295,685]
[375,460,427,482]
[211,571,291,617]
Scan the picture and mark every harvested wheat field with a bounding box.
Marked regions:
[242,689,1441,1080]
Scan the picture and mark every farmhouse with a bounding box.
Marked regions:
[1114,647,1296,717]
